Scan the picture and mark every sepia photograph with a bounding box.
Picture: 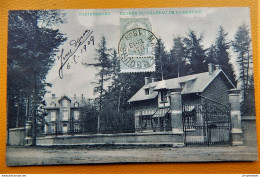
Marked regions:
[6,7,258,166]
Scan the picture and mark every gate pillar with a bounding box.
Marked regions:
[170,88,184,147]
[228,89,243,146]
[25,121,33,146]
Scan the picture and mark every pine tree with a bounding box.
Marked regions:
[169,37,189,78]
[215,26,236,85]
[232,23,253,100]
[85,36,112,132]
[153,38,170,80]
[205,45,217,65]
[7,10,67,144]
[183,30,207,74]
[240,75,255,116]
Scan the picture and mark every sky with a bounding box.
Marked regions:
[45,7,252,99]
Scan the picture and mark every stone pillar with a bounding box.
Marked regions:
[135,112,141,132]
[228,89,243,146]
[25,121,33,146]
[170,88,184,147]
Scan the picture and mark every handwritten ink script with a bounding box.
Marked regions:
[57,29,94,79]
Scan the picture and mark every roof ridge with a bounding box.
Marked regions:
[128,70,231,103]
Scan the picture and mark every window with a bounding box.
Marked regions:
[50,102,56,108]
[63,109,69,120]
[161,90,168,102]
[74,102,79,107]
[140,116,153,131]
[62,123,68,133]
[74,111,79,120]
[63,100,69,107]
[44,124,48,133]
[50,111,56,121]
[74,123,80,132]
[180,82,185,89]
[145,88,149,95]
[51,125,55,133]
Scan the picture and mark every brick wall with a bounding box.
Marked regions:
[202,74,230,105]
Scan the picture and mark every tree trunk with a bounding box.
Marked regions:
[97,71,104,133]
[16,102,19,128]
[245,49,250,93]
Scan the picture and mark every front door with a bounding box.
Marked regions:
[62,123,68,133]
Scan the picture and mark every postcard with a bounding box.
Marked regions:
[6,7,258,166]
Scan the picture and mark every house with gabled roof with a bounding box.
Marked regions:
[128,64,236,136]
[43,94,86,135]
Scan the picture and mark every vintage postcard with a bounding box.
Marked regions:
[6,7,258,166]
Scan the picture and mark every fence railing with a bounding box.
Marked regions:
[182,96,231,146]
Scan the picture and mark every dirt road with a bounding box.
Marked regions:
[6,145,258,166]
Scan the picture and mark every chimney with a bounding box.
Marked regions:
[145,77,149,85]
[215,64,222,70]
[208,63,214,75]
[74,94,76,99]
[52,94,55,99]
[151,78,156,83]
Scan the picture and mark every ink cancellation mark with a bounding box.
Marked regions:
[118,28,159,73]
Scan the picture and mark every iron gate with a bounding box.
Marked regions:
[182,96,231,146]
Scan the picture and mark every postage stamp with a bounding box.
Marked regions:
[118,28,158,72]
[119,18,158,73]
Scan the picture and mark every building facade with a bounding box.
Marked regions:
[43,94,85,134]
[128,64,236,134]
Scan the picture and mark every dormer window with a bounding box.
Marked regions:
[74,102,79,107]
[63,100,69,107]
[145,88,150,95]
[161,90,168,102]
[50,102,56,108]
[180,82,185,89]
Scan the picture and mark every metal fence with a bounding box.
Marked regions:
[182,97,231,146]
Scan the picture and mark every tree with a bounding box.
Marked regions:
[232,23,253,99]
[85,36,112,132]
[169,37,189,78]
[205,44,217,65]
[240,75,255,116]
[79,99,99,133]
[7,10,67,144]
[215,26,236,85]
[183,30,207,74]
[106,49,122,112]
[151,38,170,80]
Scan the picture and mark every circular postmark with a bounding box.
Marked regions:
[118,28,159,70]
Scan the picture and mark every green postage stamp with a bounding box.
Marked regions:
[119,18,158,73]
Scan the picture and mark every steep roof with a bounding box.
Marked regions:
[44,95,85,108]
[128,70,235,103]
